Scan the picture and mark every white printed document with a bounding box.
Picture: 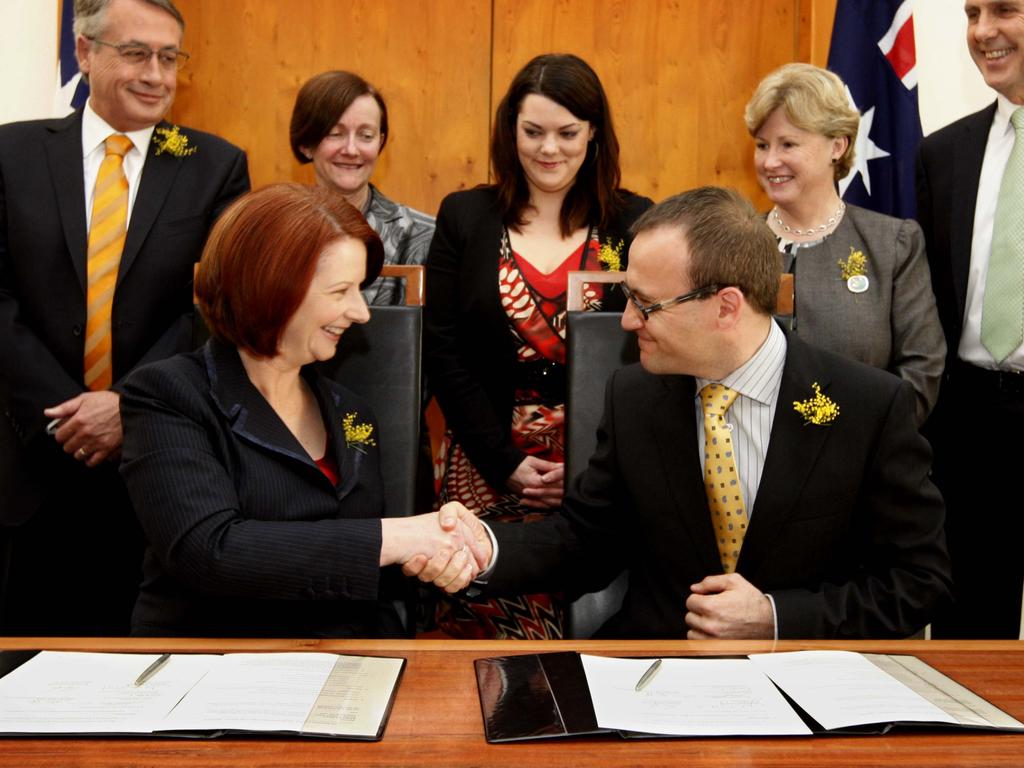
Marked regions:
[0,650,404,739]
[575,651,1023,738]
[0,651,217,733]
[580,654,811,736]
[749,650,961,730]
[162,652,404,737]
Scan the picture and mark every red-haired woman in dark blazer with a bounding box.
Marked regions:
[120,184,476,637]
[425,54,652,638]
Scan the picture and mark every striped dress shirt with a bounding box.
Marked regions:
[694,319,787,521]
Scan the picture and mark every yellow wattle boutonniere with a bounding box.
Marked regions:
[598,238,624,272]
[792,382,840,426]
[837,247,869,294]
[342,412,376,453]
[837,247,866,280]
[152,125,197,157]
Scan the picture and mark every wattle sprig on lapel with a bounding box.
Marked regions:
[792,382,839,426]
[342,412,376,453]
[837,247,866,280]
[598,237,624,271]
[152,125,197,157]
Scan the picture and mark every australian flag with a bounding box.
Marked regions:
[827,0,921,219]
[54,0,89,116]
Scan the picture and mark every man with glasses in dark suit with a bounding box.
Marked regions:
[413,186,951,640]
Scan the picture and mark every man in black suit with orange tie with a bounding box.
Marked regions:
[0,0,249,634]
[415,187,951,639]
[916,0,1024,638]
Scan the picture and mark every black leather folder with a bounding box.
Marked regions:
[474,650,1024,743]
[474,651,609,743]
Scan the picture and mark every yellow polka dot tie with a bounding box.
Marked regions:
[84,134,132,391]
[700,383,747,573]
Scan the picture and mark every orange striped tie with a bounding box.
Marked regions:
[84,134,133,391]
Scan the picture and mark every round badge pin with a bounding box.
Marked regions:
[847,275,869,293]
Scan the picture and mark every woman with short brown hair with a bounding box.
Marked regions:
[290,71,434,306]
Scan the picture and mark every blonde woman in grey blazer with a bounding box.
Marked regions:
[745,64,944,425]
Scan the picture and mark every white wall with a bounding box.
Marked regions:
[916,1,997,135]
[0,0,58,125]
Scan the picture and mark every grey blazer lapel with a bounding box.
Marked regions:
[650,375,723,576]
[739,338,833,575]
[43,111,88,291]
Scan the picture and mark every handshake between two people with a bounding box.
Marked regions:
[379,503,493,593]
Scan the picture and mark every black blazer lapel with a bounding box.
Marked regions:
[118,121,182,287]
[203,341,368,499]
[649,375,723,576]
[314,376,368,501]
[204,341,317,469]
[739,335,833,575]
[43,111,88,291]
[948,102,995,322]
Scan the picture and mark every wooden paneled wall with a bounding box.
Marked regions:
[172,0,838,216]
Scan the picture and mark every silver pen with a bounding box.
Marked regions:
[634,658,662,691]
[134,653,171,687]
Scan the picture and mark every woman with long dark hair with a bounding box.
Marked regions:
[425,54,652,638]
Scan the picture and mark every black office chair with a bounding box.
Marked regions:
[317,305,422,524]
[563,305,636,639]
[315,279,423,637]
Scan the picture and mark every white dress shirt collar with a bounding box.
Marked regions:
[81,101,155,159]
[993,92,1022,137]
[80,103,157,229]
[695,319,787,404]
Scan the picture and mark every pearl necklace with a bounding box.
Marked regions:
[770,201,846,236]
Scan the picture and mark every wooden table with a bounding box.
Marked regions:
[0,638,1022,767]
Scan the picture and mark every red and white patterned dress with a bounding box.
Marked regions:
[435,227,608,639]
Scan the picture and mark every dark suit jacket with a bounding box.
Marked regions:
[424,186,652,488]
[487,330,951,639]
[119,339,403,637]
[915,102,995,362]
[914,102,1024,638]
[0,111,249,524]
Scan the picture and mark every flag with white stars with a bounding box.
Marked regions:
[827,0,922,219]
[53,0,88,116]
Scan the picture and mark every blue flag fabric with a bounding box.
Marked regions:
[55,0,89,114]
[827,0,922,219]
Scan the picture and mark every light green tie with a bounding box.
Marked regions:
[981,107,1024,363]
